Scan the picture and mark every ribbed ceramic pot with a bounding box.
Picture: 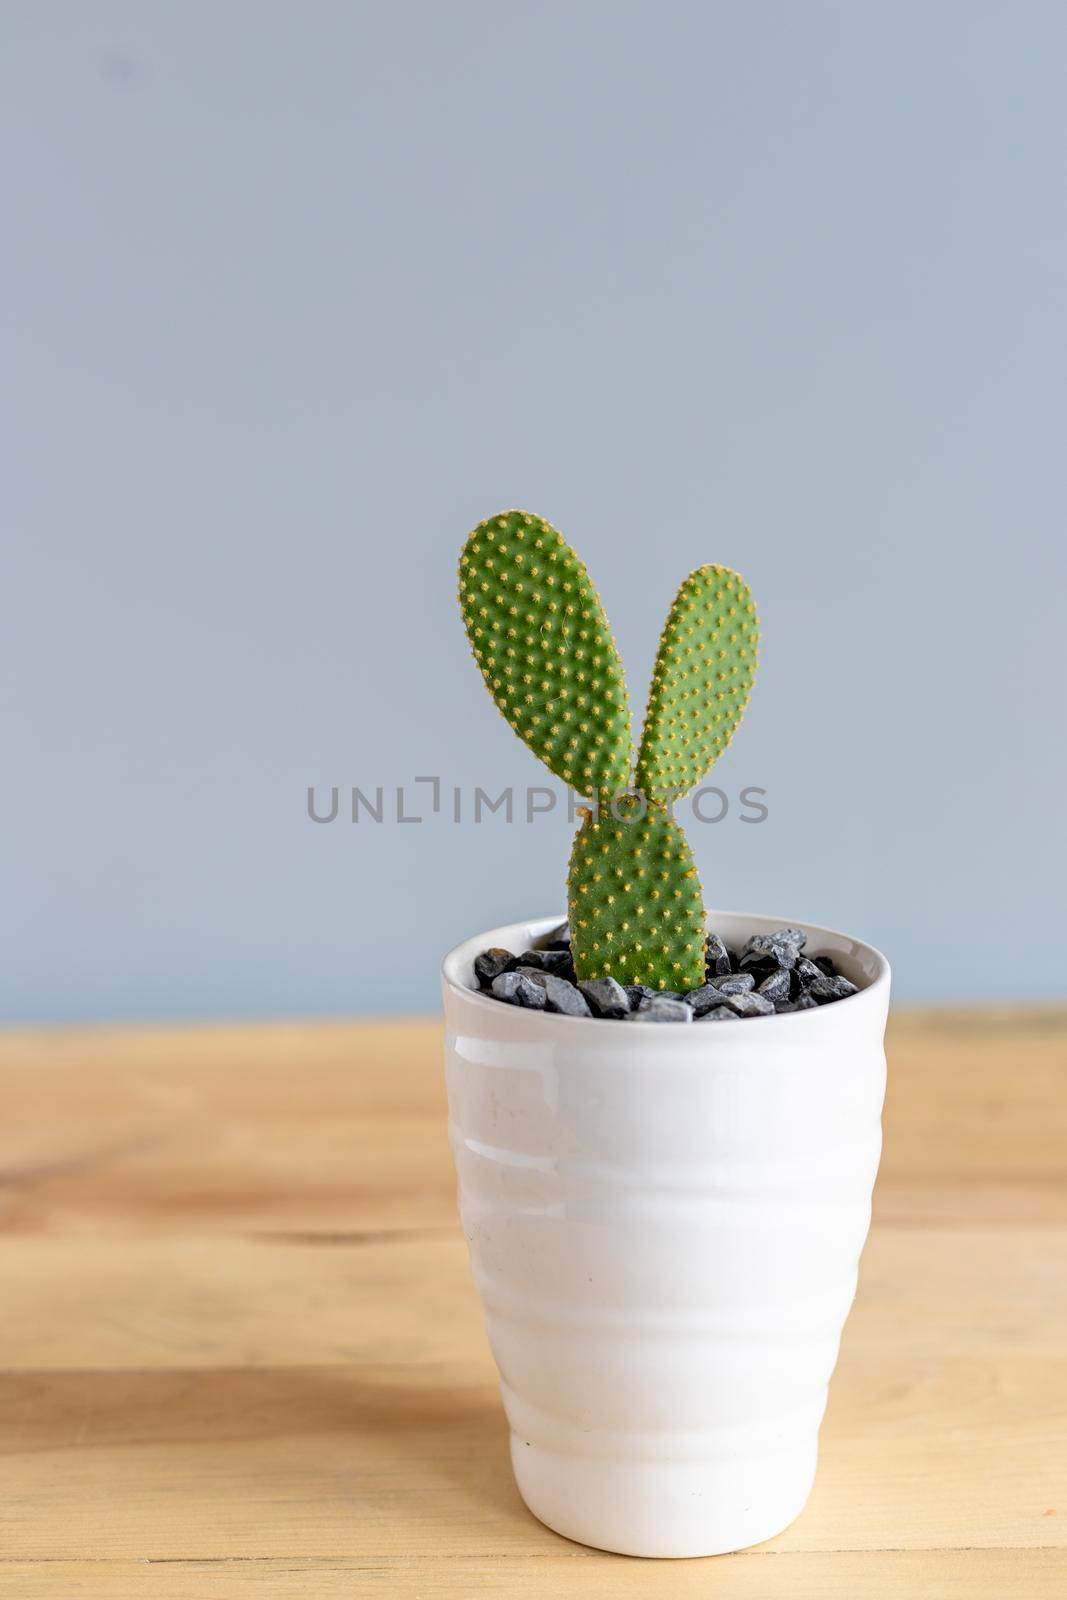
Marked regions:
[442,911,890,1558]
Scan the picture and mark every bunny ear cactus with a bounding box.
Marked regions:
[458,511,759,995]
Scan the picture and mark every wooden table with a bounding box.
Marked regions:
[1,1011,1064,1597]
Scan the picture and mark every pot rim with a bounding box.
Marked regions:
[442,910,891,1035]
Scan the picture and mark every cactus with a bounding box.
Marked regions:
[459,511,759,993]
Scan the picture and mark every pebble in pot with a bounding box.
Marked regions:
[629,996,693,1023]
[515,969,592,1017]
[475,948,515,987]
[579,977,631,1019]
[490,971,546,1009]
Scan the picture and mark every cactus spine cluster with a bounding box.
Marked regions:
[458,510,758,992]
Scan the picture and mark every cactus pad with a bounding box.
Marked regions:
[635,565,759,801]
[458,510,631,798]
[567,796,706,990]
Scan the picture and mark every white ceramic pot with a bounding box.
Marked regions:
[442,911,890,1559]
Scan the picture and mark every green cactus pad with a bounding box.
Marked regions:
[458,511,631,798]
[567,795,706,990]
[460,508,633,796]
[635,565,759,801]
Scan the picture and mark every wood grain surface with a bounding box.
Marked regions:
[1,1009,1064,1597]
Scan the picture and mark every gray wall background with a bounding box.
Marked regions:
[4,1,1065,1021]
